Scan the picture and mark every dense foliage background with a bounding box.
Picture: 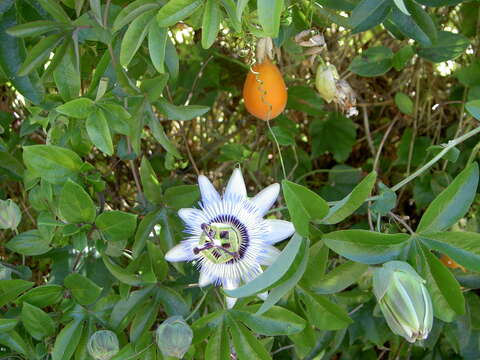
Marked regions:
[1,0,480,359]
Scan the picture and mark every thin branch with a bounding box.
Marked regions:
[388,212,415,235]
[361,105,376,156]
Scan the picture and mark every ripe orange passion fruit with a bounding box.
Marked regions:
[243,58,287,121]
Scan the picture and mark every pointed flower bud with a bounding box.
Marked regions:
[0,199,21,230]
[87,330,119,360]
[156,316,193,358]
[373,261,433,343]
[315,64,339,103]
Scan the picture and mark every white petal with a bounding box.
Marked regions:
[257,292,268,300]
[198,175,221,205]
[258,245,281,266]
[165,243,191,262]
[250,183,280,216]
[178,208,206,227]
[224,168,247,200]
[198,270,214,287]
[223,277,239,309]
[264,220,295,244]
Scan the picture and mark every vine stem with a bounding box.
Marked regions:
[185,290,209,321]
[390,125,480,193]
[267,119,287,179]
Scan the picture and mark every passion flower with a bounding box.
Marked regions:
[165,168,294,308]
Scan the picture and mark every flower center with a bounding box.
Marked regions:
[193,220,247,264]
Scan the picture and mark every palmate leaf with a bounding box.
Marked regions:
[224,234,304,298]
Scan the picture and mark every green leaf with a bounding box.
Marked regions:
[0,280,34,308]
[164,185,200,209]
[220,0,241,32]
[232,305,306,336]
[156,285,190,317]
[0,151,24,180]
[310,112,357,162]
[110,286,155,330]
[7,20,63,38]
[228,316,272,360]
[165,36,179,81]
[466,100,480,120]
[349,0,392,33]
[419,243,465,321]
[287,86,325,116]
[312,261,369,294]
[371,182,396,215]
[420,232,480,273]
[147,240,168,281]
[282,180,328,237]
[297,287,353,330]
[389,6,435,46]
[0,6,44,104]
[129,299,160,342]
[113,0,161,31]
[140,157,163,204]
[96,211,137,241]
[323,230,410,264]
[205,319,230,360]
[300,241,329,288]
[417,162,479,233]
[6,229,51,256]
[51,319,85,360]
[257,0,283,37]
[16,285,63,308]
[21,302,56,340]
[415,0,462,6]
[38,0,71,22]
[0,330,32,357]
[322,171,377,224]
[86,109,114,155]
[0,319,18,333]
[404,0,437,42]
[392,45,414,70]
[426,144,460,163]
[395,92,414,115]
[157,98,210,121]
[132,209,164,258]
[146,108,182,158]
[59,179,96,224]
[120,9,156,67]
[56,97,96,119]
[202,0,221,49]
[417,31,470,63]
[349,46,393,77]
[256,238,309,314]
[148,20,168,73]
[103,256,143,286]
[18,33,64,76]
[64,273,102,305]
[140,73,169,101]
[53,46,80,101]
[156,0,203,27]
[99,103,131,135]
[224,234,303,298]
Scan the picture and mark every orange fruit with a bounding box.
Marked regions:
[243,58,287,121]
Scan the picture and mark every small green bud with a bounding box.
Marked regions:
[315,64,339,103]
[156,316,193,359]
[87,330,119,360]
[373,261,433,343]
[0,199,21,230]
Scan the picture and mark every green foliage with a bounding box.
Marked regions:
[1,0,480,358]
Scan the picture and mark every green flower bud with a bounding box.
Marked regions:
[315,64,338,103]
[373,261,433,343]
[0,199,21,230]
[87,330,119,360]
[156,316,193,359]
